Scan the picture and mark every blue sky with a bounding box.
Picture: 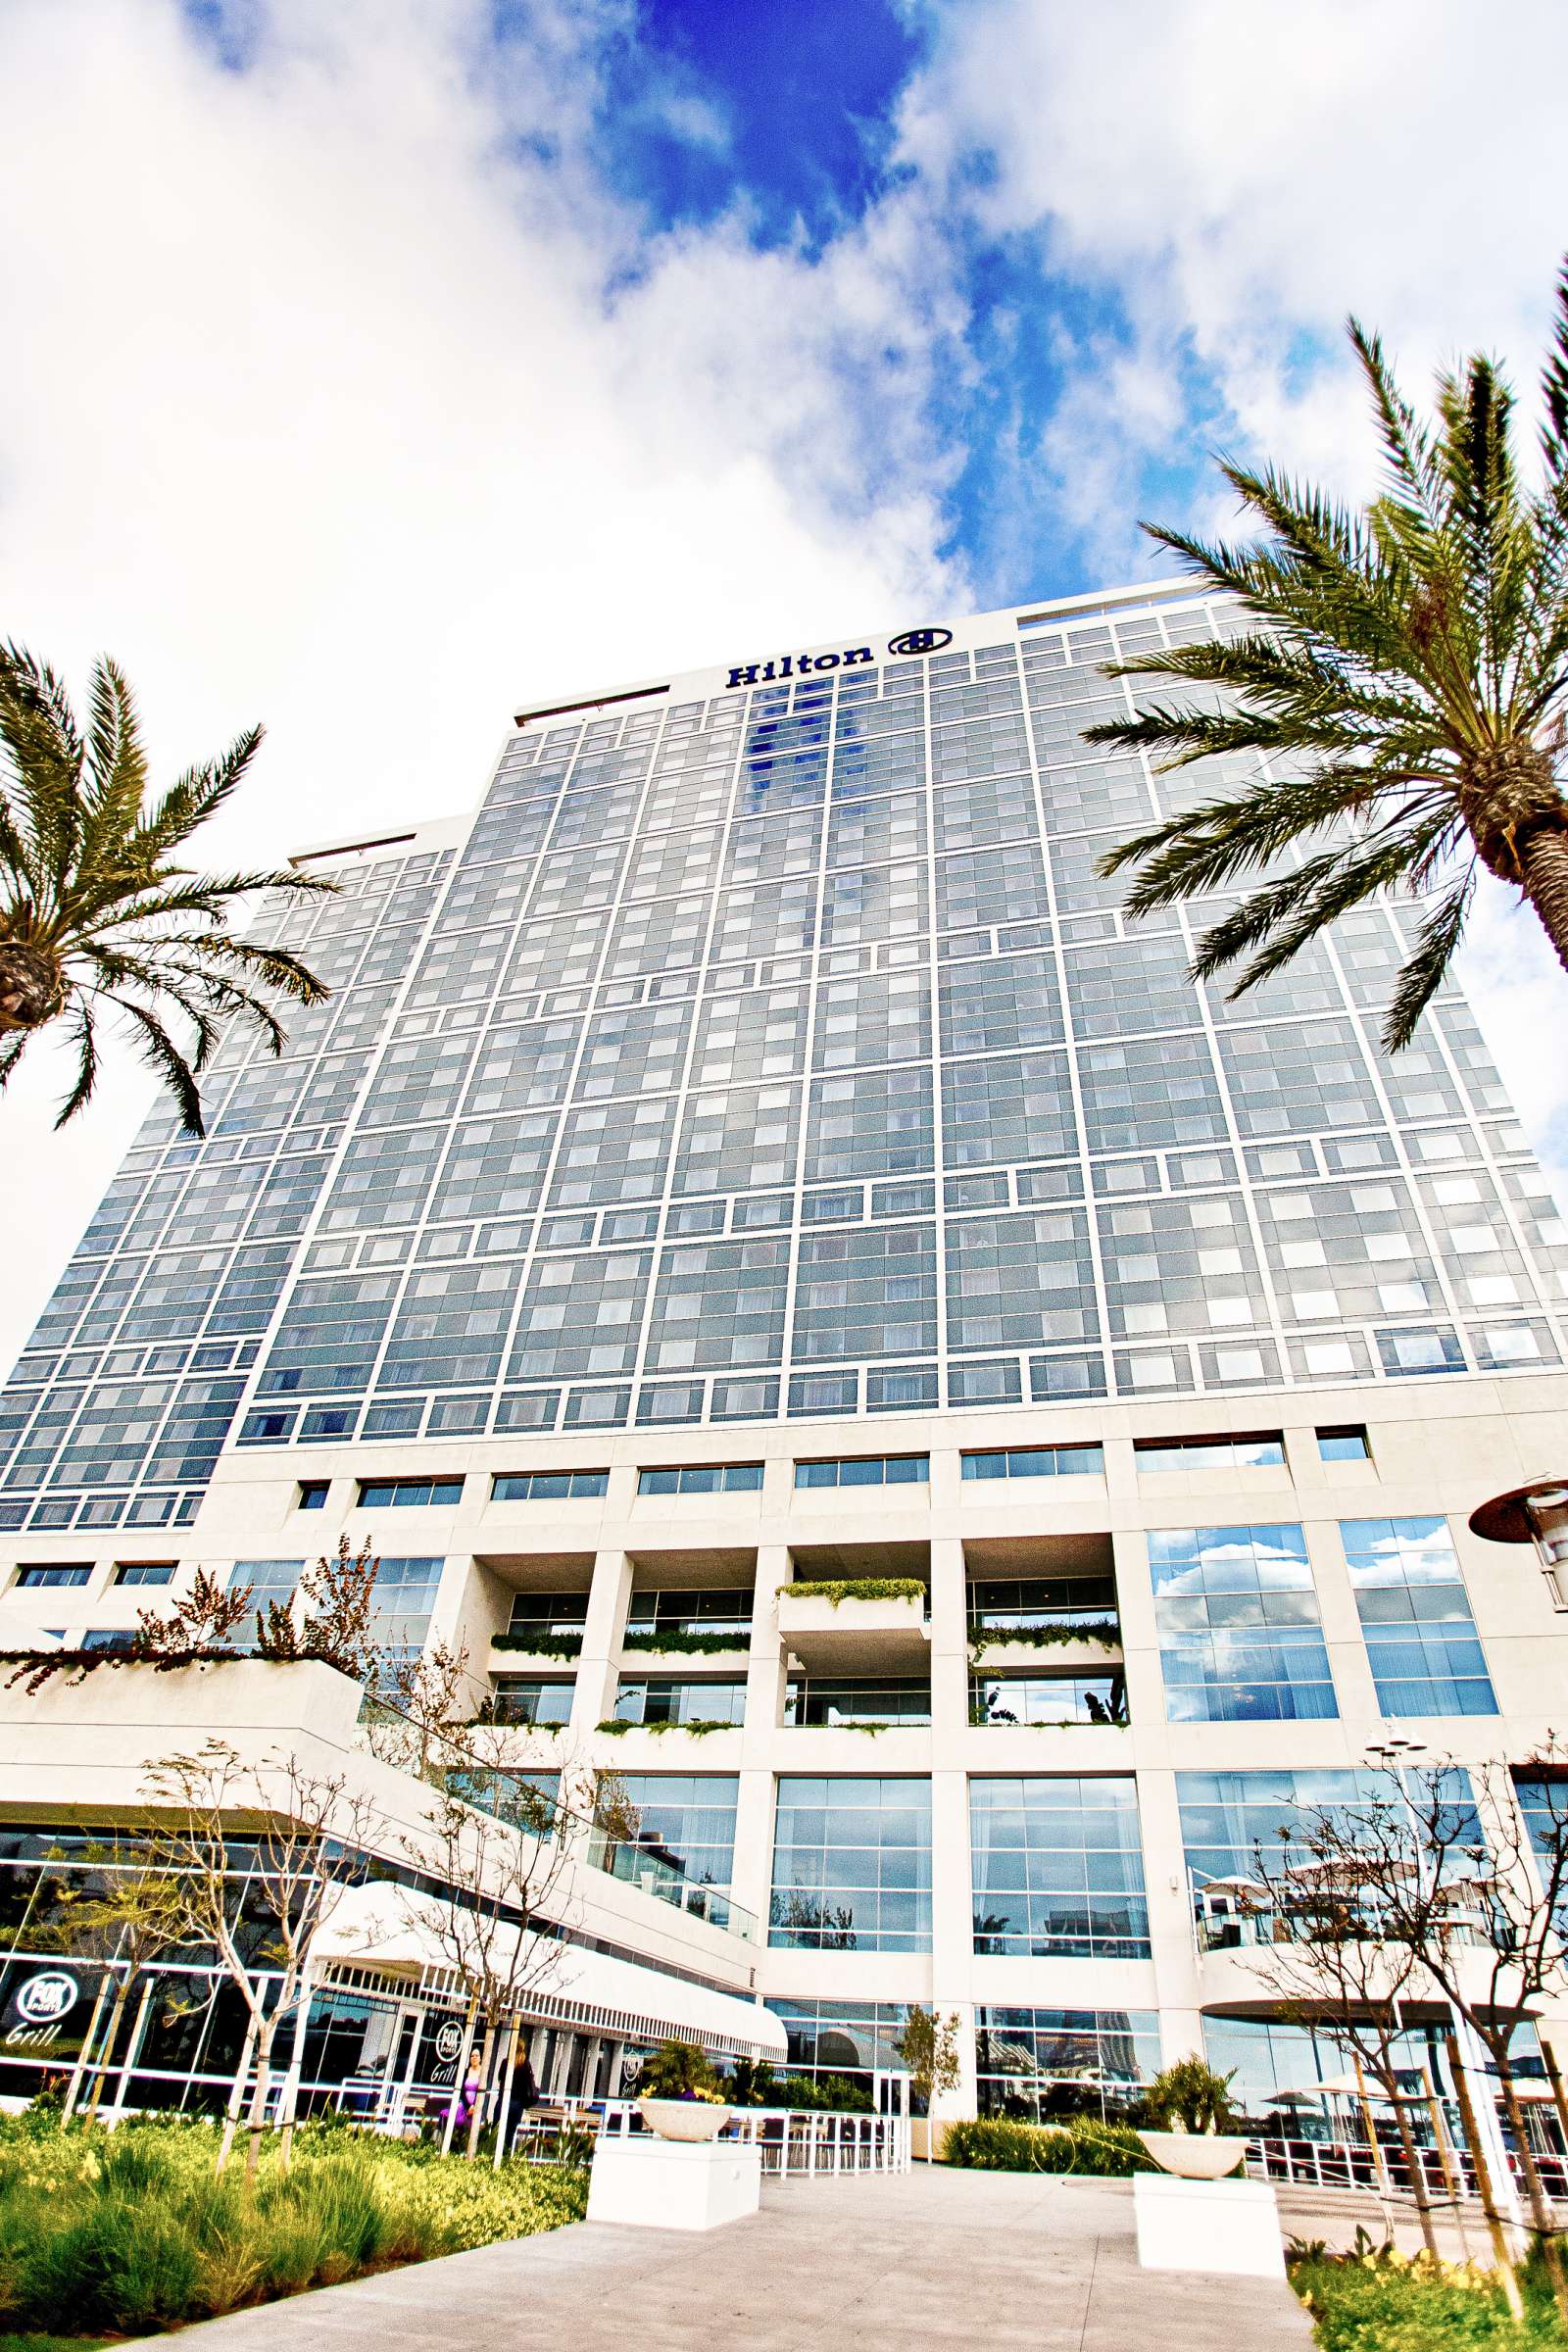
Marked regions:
[0,0,1566,1354]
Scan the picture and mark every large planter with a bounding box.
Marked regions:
[1137,2129,1249,2180]
[637,2097,731,2142]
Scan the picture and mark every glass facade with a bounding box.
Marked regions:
[0,592,1558,1532]
[770,1777,932,1951]
[1149,1523,1337,1722]
[974,2006,1161,2118]
[1340,1516,1497,1716]
[608,1775,739,1893]
[970,1777,1150,1957]
[0,590,1563,2119]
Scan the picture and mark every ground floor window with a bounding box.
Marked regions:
[975,2006,1160,2121]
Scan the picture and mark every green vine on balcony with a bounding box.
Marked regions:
[492,1629,584,1658]
[621,1628,750,1654]
[967,1621,1120,1657]
[778,1577,927,1607]
[596,1717,736,1739]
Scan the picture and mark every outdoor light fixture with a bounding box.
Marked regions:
[1469,1478,1568,1609]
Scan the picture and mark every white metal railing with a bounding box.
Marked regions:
[515,2097,911,2176]
[1247,2132,1568,2205]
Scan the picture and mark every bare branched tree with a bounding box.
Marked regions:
[1263,1759,1568,2320]
[130,1568,253,1662]
[35,1837,187,2128]
[141,1739,384,2177]
[394,1731,635,2163]
[1246,1811,1451,2258]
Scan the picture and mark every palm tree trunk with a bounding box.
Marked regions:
[1519,829,1568,976]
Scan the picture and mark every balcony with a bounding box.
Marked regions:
[964,1534,1121,1673]
[590,1828,758,1941]
[779,1543,930,1673]
[621,1548,756,1663]
[607,1676,748,1731]
[968,1670,1127,1729]
[784,1676,932,1728]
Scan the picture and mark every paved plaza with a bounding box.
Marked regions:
[181,2168,1316,2350]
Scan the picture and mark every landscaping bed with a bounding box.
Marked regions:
[0,2111,585,2340]
[941,2116,1152,2175]
[1289,2240,1567,2350]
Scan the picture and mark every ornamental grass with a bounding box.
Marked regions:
[0,2110,584,2338]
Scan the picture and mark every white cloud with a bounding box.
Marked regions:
[1,0,1566,1381]
[895,0,1568,1206]
[0,0,961,1368]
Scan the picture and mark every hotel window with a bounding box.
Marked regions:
[601,1774,739,1891]
[1148,1524,1338,1722]
[14,1564,92,1590]
[961,1445,1104,1481]
[1341,1517,1496,1717]
[969,1672,1127,1727]
[793,1454,928,1490]
[1135,1434,1285,1473]
[491,1470,609,1500]
[974,2007,1161,2120]
[624,1588,753,1641]
[970,1778,1151,1958]
[490,1677,574,1727]
[356,1477,465,1508]
[297,1480,330,1510]
[612,1679,748,1727]
[113,1561,174,1588]
[764,1998,912,2092]
[770,1777,931,1951]
[1317,1426,1371,1462]
[637,1463,763,1495]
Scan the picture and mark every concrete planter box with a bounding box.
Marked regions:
[776,1592,930,1672]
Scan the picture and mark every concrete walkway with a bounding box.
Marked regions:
[179,2168,1314,2350]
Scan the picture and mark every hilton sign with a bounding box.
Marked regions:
[725,627,953,690]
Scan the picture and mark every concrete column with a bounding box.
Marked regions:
[568,1546,633,1741]
[730,1544,789,1937]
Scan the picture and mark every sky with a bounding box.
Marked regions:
[0,0,1566,1369]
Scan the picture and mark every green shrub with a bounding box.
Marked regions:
[780,1578,926,1606]
[0,2117,585,2334]
[1290,2242,1565,2351]
[1139,2054,1236,2135]
[942,2116,1152,2176]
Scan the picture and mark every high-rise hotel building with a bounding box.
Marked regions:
[2,581,1566,2121]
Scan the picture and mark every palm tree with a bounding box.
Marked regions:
[1086,268,1568,1049]
[0,641,332,1128]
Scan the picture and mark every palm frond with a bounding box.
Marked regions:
[1382,874,1475,1052]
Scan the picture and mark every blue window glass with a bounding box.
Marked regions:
[605,1773,739,1891]
[1135,1435,1284,1473]
[961,1445,1104,1480]
[355,1477,464,1508]
[1148,1524,1338,1722]
[490,1676,575,1726]
[792,1454,928,1490]
[15,1564,91,1590]
[970,1778,1150,1958]
[974,2007,1161,2119]
[297,1481,330,1510]
[612,1678,748,1726]
[1317,1427,1370,1462]
[1341,1517,1496,1717]
[113,1561,173,1587]
[770,1776,931,1951]
[492,1470,608,1500]
[637,1462,764,1495]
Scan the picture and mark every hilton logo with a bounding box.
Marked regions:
[725,627,954,690]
